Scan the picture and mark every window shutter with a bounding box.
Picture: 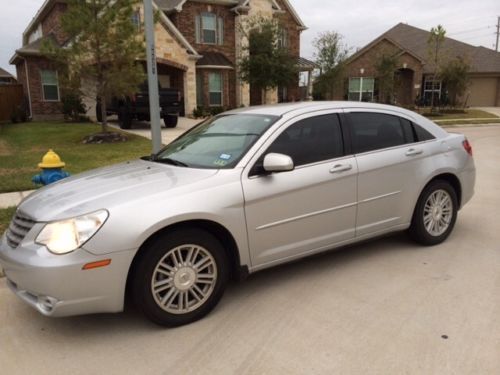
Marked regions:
[195,15,201,43]
[217,17,224,45]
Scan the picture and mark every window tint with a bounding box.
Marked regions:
[400,118,416,143]
[413,123,435,141]
[267,114,344,166]
[350,112,407,153]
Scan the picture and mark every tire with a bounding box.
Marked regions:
[131,228,229,327]
[409,180,458,246]
[96,102,103,123]
[118,106,132,129]
[164,114,178,128]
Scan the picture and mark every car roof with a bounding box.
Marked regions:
[225,101,448,138]
[225,101,412,117]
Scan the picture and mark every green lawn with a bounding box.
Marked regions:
[0,122,152,193]
[0,207,16,235]
[419,109,499,120]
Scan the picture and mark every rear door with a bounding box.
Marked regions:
[242,111,358,268]
[346,110,430,236]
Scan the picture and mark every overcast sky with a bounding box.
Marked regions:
[1,0,499,76]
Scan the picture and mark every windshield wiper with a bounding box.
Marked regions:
[154,157,189,167]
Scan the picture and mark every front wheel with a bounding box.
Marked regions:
[409,180,458,246]
[131,228,229,327]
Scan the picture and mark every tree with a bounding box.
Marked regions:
[427,25,446,112]
[440,57,470,108]
[312,31,349,100]
[238,16,298,104]
[374,53,399,104]
[43,0,145,132]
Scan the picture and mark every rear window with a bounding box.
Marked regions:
[413,123,435,141]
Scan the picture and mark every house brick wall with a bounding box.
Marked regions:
[171,2,237,109]
[274,0,301,101]
[340,39,424,104]
[15,61,30,117]
[41,2,68,45]
[26,57,63,121]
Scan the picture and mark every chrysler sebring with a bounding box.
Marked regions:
[0,102,475,326]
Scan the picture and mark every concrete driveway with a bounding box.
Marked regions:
[1,126,499,374]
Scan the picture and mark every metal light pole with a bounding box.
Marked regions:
[143,0,162,154]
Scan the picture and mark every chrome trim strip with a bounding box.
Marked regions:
[359,191,401,204]
[256,202,357,231]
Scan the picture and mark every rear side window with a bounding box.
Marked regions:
[349,112,409,153]
[413,123,435,141]
[267,114,344,166]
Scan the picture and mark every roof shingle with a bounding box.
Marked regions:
[354,23,500,74]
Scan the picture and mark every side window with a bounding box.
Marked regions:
[267,114,344,167]
[400,118,416,143]
[413,123,435,141]
[349,112,408,153]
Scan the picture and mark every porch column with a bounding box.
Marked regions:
[307,70,313,101]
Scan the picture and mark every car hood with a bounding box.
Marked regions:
[18,160,219,222]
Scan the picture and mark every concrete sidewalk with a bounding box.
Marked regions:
[0,190,35,209]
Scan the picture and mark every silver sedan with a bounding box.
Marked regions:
[0,102,475,326]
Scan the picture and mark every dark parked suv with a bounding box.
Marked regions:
[97,83,182,129]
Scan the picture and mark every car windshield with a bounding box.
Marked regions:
[154,114,279,169]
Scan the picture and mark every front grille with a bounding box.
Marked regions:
[6,210,36,249]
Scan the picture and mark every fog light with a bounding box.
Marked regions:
[37,296,58,313]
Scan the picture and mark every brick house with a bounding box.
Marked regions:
[339,23,500,107]
[0,67,17,85]
[10,0,315,121]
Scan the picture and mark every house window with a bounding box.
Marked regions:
[131,10,141,29]
[41,70,60,101]
[196,13,223,45]
[348,77,374,102]
[423,75,441,103]
[208,72,223,106]
[278,28,288,48]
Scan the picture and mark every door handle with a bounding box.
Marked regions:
[330,164,352,174]
[405,148,423,156]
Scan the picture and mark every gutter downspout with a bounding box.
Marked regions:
[23,57,33,120]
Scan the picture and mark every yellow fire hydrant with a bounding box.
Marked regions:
[32,149,70,186]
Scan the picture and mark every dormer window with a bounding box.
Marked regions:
[196,13,224,45]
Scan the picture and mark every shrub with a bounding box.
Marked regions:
[61,93,87,122]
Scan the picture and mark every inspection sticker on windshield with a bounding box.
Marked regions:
[219,153,232,160]
[213,159,227,166]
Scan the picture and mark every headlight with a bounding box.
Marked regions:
[36,210,108,254]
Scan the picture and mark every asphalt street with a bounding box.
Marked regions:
[0,125,499,374]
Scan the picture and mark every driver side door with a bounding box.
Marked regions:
[241,112,358,269]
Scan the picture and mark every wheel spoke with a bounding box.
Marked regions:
[151,244,218,315]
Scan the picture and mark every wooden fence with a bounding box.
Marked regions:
[0,85,24,122]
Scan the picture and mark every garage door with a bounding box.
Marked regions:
[467,78,498,106]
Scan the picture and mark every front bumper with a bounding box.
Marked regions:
[0,232,135,317]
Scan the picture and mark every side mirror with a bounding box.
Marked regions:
[263,153,294,173]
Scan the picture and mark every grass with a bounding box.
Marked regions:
[439,119,500,126]
[0,122,152,193]
[418,109,499,120]
[0,207,16,235]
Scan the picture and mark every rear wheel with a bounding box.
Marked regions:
[118,106,132,129]
[409,180,458,246]
[131,228,229,327]
[96,102,103,123]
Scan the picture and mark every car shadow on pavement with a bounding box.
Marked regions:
[19,231,424,335]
